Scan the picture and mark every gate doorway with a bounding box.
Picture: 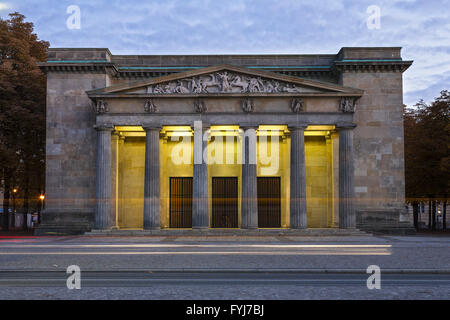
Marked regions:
[212,177,238,228]
[169,177,193,228]
[257,177,281,228]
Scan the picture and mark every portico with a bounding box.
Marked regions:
[88,65,361,230]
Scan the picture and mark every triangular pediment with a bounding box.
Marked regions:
[87,65,363,97]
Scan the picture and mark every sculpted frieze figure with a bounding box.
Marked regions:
[218,71,232,92]
[340,97,356,113]
[248,77,264,93]
[201,74,219,93]
[241,98,254,113]
[144,99,157,113]
[291,98,305,113]
[146,71,308,94]
[174,80,190,93]
[93,100,108,114]
[194,99,207,113]
[190,77,203,94]
[282,84,303,93]
[230,74,248,92]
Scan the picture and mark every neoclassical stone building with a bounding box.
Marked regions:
[36,47,413,235]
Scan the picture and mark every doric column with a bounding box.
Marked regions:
[241,125,258,229]
[117,134,125,227]
[111,132,119,229]
[289,124,308,229]
[337,123,357,228]
[94,124,114,229]
[192,121,209,229]
[143,126,161,229]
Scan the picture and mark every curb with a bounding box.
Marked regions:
[1,268,450,274]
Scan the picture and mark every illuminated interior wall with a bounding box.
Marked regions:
[304,134,334,228]
[257,126,290,228]
[117,136,145,228]
[160,127,194,228]
[115,125,336,229]
[208,126,242,227]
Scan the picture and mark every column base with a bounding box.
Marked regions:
[192,226,209,231]
[290,226,308,230]
[143,226,161,231]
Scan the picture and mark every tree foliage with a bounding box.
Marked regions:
[404,90,450,201]
[0,12,49,228]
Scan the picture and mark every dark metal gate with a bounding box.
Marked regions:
[169,177,193,228]
[212,177,238,228]
[257,177,281,228]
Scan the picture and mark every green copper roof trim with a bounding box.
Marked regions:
[248,66,331,69]
[119,66,204,70]
[338,59,403,62]
[46,61,332,69]
[46,59,405,65]
[118,65,331,70]
[47,60,109,63]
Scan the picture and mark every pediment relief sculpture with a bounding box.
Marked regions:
[146,71,319,95]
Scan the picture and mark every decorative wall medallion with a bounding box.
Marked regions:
[290,98,305,113]
[146,71,313,95]
[93,100,108,114]
[340,97,356,113]
[241,98,254,113]
[144,99,157,113]
[193,99,207,113]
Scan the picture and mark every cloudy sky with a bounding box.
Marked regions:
[1,0,449,106]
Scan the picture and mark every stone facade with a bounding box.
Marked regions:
[35,47,413,235]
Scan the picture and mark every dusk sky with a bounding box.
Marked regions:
[1,0,449,106]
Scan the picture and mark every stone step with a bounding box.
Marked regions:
[85,228,370,237]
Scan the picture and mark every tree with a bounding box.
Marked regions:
[404,91,450,230]
[0,12,49,230]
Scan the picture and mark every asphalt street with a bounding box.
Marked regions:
[1,271,450,287]
[0,234,449,299]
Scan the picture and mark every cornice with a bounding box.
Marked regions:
[37,62,118,75]
[332,60,413,73]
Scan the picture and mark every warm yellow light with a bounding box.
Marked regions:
[160,126,193,137]
[257,125,288,136]
[39,195,45,201]
[12,188,17,193]
[210,126,240,137]
[304,131,330,136]
[121,132,146,137]
[306,125,335,131]
[258,125,288,131]
[114,126,144,132]
[161,126,192,132]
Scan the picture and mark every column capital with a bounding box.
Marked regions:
[288,123,308,131]
[239,124,259,130]
[191,122,210,131]
[335,122,357,130]
[94,124,114,131]
[142,125,161,132]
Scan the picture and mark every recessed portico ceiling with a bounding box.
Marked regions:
[87,64,363,98]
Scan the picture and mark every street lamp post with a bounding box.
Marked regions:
[12,188,17,229]
[38,194,45,225]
